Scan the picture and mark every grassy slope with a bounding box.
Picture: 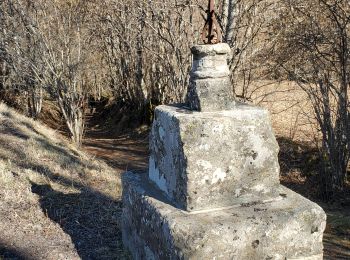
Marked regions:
[0,103,127,259]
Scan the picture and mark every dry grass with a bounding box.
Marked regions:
[0,102,128,259]
[237,80,320,143]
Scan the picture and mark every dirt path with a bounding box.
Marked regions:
[82,113,149,173]
[83,134,148,173]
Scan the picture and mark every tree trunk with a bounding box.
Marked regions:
[30,86,43,119]
[224,0,236,45]
[57,93,85,147]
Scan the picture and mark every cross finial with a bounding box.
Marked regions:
[201,0,222,44]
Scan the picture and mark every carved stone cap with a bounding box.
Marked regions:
[186,43,235,111]
[190,43,231,80]
[191,43,231,57]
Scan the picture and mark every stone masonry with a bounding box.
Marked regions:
[186,44,235,111]
[122,43,326,259]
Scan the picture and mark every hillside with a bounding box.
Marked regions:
[0,103,126,259]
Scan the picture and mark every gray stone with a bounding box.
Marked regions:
[122,172,326,260]
[121,42,326,259]
[186,43,235,111]
[187,77,235,112]
[149,103,280,211]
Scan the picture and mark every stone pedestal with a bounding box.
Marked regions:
[121,43,326,259]
[186,44,235,111]
[122,173,325,260]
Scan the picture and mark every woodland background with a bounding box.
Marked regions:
[0,0,349,258]
[0,0,349,199]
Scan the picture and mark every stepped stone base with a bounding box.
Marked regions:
[122,172,326,260]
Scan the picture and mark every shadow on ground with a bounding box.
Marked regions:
[0,140,128,259]
[83,135,148,172]
[80,107,149,172]
[0,242,28,260]
[31,181,127,260]
[0,107,130,259]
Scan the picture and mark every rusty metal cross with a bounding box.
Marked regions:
[201,0,222,44]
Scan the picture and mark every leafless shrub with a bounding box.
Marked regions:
[271,0,350,196]
[220,0,279,98]
[0,0,46,118]
[1,0,276,141]
[92,0,203,116]
[1,0,94,146]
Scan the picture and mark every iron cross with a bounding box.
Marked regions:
[201,0,222,44]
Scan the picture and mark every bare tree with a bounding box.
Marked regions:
[92,0,202,124]
[0,0,46,118]
[219,0,277,99]
[271,0,350,196]
[39,1,89,146]
[2,0,91,145]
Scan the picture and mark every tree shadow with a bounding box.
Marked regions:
[0,141,128,260]
[83,106,150,170]
[0,243,30,260]
[34,136,86,166]
[30,180,128,260]
[323,233,350,259]
[277,136,350,202]
[277,136,321,199]
[0,109,129,259]
[83,134,148,172]
[0,110,84,168]
[0,120,30,140]
[277,136,350,259]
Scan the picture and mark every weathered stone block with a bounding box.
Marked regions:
[122,172,327,260]
[187,77,235,111]
[149,103,280,211]
[186,43,235,111]
[122,42,327,259]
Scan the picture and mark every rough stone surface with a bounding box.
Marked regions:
[122,42,326,259]
[122,172,326,260]
[186,43,235,111]
[149,103,280,211]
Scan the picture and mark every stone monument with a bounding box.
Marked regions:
[121,6,326,257]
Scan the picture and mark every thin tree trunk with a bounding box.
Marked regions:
[28,85,43,119]
[57,93,85,147]
[224,0,236,45]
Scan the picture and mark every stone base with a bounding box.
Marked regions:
[122,172,326,260]
[149,103,281,211]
